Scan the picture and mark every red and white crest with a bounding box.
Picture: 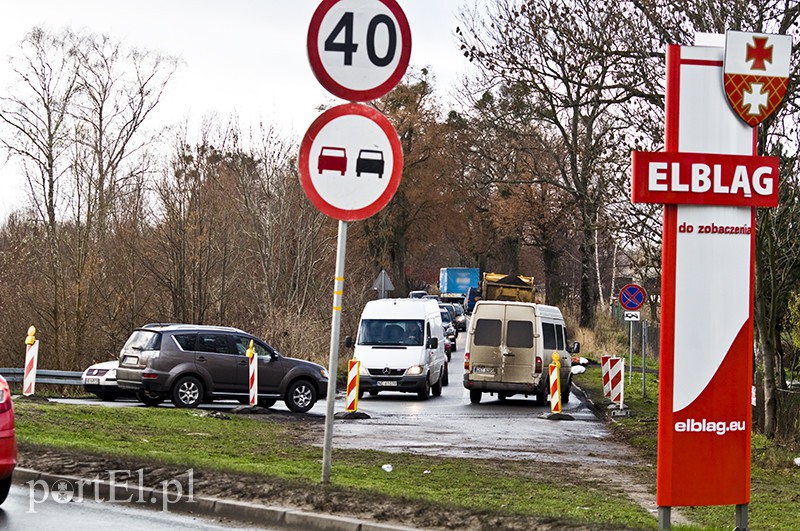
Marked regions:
[724,31,792,126]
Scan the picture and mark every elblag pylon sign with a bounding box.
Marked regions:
[631,31,791,508]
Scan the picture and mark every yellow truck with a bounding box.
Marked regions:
[481,272,536,303]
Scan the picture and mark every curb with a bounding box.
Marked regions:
[14,468,420,531]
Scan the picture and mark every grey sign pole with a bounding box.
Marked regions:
[321,220,347,484]
[642,320,647,399]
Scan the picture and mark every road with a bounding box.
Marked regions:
[0,485,265,531]
[57,330,631,467]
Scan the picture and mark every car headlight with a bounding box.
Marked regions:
[405,365,423,376]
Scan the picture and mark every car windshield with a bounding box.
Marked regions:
[123,330,161,351]
[440,310,452,324]
[358,319,424,346]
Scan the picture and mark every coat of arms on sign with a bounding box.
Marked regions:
[723,30,792,126]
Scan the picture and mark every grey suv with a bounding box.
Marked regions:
[116,324,328,412]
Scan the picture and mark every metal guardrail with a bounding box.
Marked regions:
[0,368,83,386]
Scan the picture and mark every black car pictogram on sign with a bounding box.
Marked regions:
[356,149,385,178]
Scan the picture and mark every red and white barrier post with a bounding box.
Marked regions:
[608,356,625,409]
[23,326,38,396]
[246,339,258,406]
[346,360,360,413]
[601,354,612,399]
[549,353,562,414]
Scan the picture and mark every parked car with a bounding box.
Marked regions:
[408,290,427,299]
[116,324,328,412]
[0,375,16,505]
[82,360,133,401]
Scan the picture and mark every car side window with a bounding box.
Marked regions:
[173,334,195,351]
[555,324,565,350]
[197,333,234,354]
[474,319,501,347]
[542,322,557,350]
[507,320,534,348]
[233,336,273,359]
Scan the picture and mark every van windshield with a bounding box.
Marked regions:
[358,319,424,346]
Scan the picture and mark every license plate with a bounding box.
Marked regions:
[85,377,100,385]
[122,356,138,365]
[377,380,398,387]
[473,366,496,375]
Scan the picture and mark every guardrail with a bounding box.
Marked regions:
[0,368,82,386]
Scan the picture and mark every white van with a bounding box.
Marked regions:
[463,301,579,405]
[347,299,448,400]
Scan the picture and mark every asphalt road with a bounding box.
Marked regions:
[57,330,630,467]
[1,485,264,531]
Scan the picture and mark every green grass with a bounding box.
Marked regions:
[574,362,800,531]
[14,400,658,529]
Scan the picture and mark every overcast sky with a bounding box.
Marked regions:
[0,0,475,217]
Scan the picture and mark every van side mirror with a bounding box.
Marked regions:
[426,337,438,349]
[568,341,580,354]
[344,336,354,348]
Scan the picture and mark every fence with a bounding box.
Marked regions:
[0,368,82,386]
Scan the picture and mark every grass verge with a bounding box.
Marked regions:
[13,400,657,530]
[574,360,800,531]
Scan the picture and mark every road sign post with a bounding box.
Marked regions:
[305,0,410,486]
[619,285,645,386]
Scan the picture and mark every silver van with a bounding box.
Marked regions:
[463,301,578,404]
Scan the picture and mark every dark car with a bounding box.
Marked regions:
[355,149,384,178]
[116,324,328,412]
[451,303,467,331]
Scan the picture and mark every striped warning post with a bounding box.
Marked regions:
[23,326,38,396]
[246,339,258,406]
[549,356,562,413]
[346,360,360,413]
[608,356,624,407]
[601,354,611,398]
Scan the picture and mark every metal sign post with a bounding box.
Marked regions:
[321,220,347,484]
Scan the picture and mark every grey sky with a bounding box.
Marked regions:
[0,0,473,216]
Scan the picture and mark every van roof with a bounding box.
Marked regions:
[473,300,564,320]
[361,298,439,319]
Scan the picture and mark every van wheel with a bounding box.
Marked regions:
[469,390,482,404]
[561,375,572,404]
[172,376,203,408]
[285,379,316,413]
[417,378,430,400]
[432,371,443,397]
[137,390,166,407]
[536,385,548,406]
[442,363,449,386]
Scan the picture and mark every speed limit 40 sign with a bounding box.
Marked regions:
[307,0,412,101]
